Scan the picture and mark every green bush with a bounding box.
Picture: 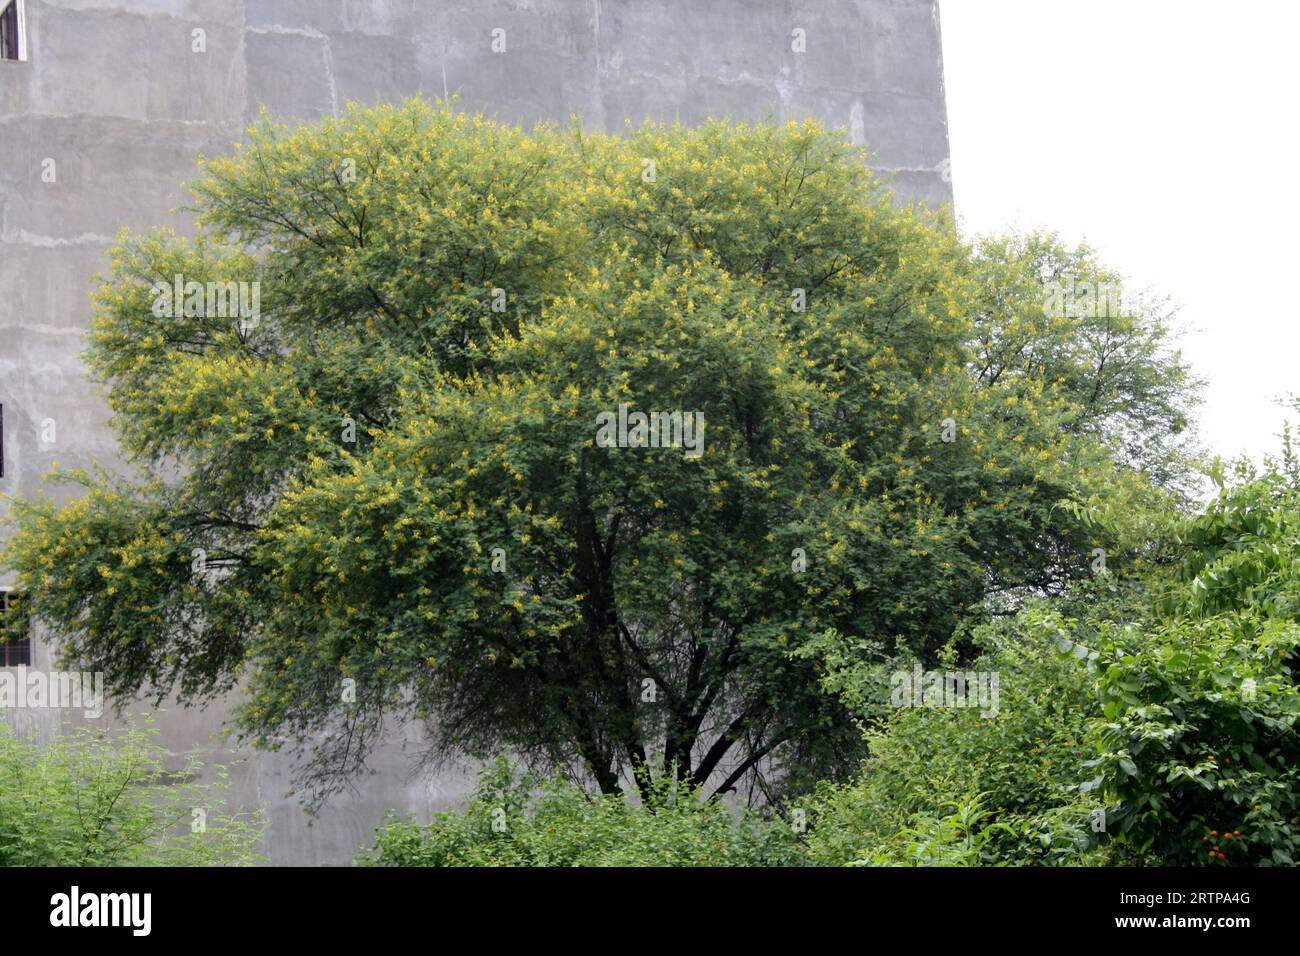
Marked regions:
[362,757,800,867]
[1087,476,1300,865]
[799,614,1112,866]
[0,721,263,866]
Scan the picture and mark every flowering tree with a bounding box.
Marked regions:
[3,101,1196,804]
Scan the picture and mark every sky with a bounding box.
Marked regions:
[939,0,1300,464]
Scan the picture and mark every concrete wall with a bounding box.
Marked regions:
[0,0,950,864]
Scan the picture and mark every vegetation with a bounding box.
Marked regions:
[12,101,1294,868]
[795,459,1300,867]
[799,608,1111,866]
[1086,472,1300,865]
[362,756,798,867]
[2,102,1196,814]
[0,721,263,866]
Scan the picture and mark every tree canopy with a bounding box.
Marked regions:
[2,100,1198,804]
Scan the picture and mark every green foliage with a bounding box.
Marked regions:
[966,234,1200,493]
[1086,476,1300,866]
[0,721,263,866]
[800,611,1111,866]
[844,796,1015,867]
[809,469,1300,868]
[1,100,1197,805]
[361,756,799,867]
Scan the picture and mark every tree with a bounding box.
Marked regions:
[1,100,1197,805]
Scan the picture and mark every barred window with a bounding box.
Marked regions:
[1,592,31,667]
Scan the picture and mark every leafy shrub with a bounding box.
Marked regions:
[800,616,1111,866]
[362,757,800,867]
[0,720,264,866]
[1087,476,1300,865]
[844,796,1017,866]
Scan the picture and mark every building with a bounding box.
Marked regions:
[0,0,951,864]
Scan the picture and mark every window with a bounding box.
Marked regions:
[0,1,26,62]
[1,592,31,667]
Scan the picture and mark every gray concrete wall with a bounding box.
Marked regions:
[0,0,950,865]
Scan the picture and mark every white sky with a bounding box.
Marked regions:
[939,0,1300,464]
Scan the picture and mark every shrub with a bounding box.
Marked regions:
[0,720,263,866]
[800,615,1111,866]
[362,757,800,867]
[1087,476,1300,865]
